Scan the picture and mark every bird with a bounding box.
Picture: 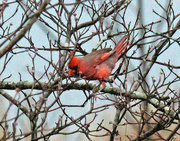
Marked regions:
[68,35,129,88]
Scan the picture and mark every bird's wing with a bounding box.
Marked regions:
[83,48,113,67]
[86,48,112,57]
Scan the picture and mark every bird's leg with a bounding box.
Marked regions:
[95,80,106,92]
[91,80,104,92]
[90,80,106,101]
[85,80,90,85]
[102,81,106,89]
[91,83,103,101]
[92,83,102,93]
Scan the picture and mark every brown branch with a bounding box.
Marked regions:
[132,122,165,141]
[0,0,50,58]
[127,56,180,69]
[166,122,180,140]
[0,79,177,119]
[0,89,29,116]
[71,0,127,33]
[142,19,180,79]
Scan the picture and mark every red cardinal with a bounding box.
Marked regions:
[68,35,129,88]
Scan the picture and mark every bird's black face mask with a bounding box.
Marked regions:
[68,65,79,76]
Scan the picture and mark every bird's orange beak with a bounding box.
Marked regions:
[68,69,75,76]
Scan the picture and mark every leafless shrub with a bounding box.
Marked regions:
[0,0,179,141]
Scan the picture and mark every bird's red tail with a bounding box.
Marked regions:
[114,35,129,56]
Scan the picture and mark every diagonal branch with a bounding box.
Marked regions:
[0,89,29,116]
[71,0,128,33]
[0,0,51,58]
[132,122,165,141]
[142,19,180,79]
